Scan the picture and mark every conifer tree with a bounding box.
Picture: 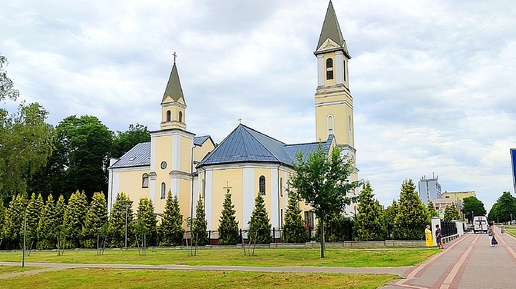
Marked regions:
[192,196,208,246]
[248,193,272,244]
[25,193,44,249]
[353,181,386,241]
[282,191,307,243]
[218,189,239,245]
[108,192,134,248]
[385,199,398,239]
[0,200,5,246]
[136,197,157,246]
[63,190,88,248]
[83,192,108,248]
[55,194,66,227]
[427,200,438,218]
[444,203,462,221]
[393,179,429,240]
[158,192,184,246]
[37,194,57,249]
[2,195,25,249]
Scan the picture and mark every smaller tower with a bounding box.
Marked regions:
[161,52,187,131]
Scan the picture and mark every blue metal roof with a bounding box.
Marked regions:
[198,124,333,168]
[194,135,211,146]
[110,142,151,168]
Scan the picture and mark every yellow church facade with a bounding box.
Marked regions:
[107,1,357,233]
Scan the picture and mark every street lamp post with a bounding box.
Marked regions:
[22,211,27,267]
[125,204,129,250]
[471,211,473,224]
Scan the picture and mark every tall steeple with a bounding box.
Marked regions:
[314,1,355,159]
[161,52,187,131]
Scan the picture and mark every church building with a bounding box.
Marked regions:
[107,1,357,233]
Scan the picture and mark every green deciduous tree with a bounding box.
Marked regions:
[63,190,88,248]
[354,181,387,241]
[111,124,150,158]
[136,197,157,246]
[37,194,57,249]
[83,192,108,248]
[248,193,272,244]
[108,192,134,248]
[289,146,358,258]
[488,192,516,223]
[0,55,19,101]
[282,192,307,243]
[0,102,55,201]
[393,179,429,240]
[461,196,486,222]
[192,196,208,246]
[443,203,462,221]
[217,189,239,245]
[158,192,184,246]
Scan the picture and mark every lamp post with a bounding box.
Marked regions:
[124,202,131,250]
[22,211,27,268]
[471,211,473,224]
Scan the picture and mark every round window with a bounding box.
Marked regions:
[160,161,167,169]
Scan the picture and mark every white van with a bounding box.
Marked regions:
[473,216,488,233]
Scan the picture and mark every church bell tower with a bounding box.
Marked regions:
[314,1,355,159]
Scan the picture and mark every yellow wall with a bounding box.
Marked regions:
[116,168,149,211]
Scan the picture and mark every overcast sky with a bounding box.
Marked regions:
[2,0,516,211]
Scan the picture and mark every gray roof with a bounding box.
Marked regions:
[198,124,333,168]
[110,135,213,169]
[162,63,185,103]
[110,142,151,168]
[316,1,350,58]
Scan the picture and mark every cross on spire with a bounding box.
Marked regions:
[238,117,242,124]
[173,52,177,64]
[223,181,232,193]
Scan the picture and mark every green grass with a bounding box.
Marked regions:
[0,247,438,267]
[0,268,399,289]
[505,225,516,236]
[0,265,37,274]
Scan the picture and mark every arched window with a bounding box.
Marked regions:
[142,173,149,188]
[343,60,346,81]
[326,58,334,80]
[179,111,183,123]
[259,175,266,195]
[280,177,283,197]
[327,115,334,136]
[166,110,171,122]
[161,182,166,199]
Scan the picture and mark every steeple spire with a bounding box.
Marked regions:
[315,1,350,58]
[162,57,185,104]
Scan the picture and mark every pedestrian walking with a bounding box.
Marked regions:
[425,225,433,247]
[488,225,493,246]
[435,224,444,249]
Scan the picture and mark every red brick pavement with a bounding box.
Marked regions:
[382,225,516,289]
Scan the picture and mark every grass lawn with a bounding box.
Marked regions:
[504,225,516,236]
[0,268,399,289]
[0,265,37,274]
[0,247,438,267]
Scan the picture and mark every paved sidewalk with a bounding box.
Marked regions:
[381,225,516,289]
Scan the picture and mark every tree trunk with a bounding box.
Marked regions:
[320,218,325,258]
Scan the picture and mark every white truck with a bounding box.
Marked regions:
[473,216,488,234]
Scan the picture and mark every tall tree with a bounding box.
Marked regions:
[158,192,184,246]
[0,54,19,101]
[427,200,438,218]
[248,193,272,244]
[0,200,5,245]
[282,191,307,243]
[135,197,157,246]
[111,124,151,158]
[289,146,358,258]
[63,190,88,248]
[393,179,429,240]
[47,115,112,199]
[353,181,386,241]
[385,199,398,239]
[108,192,134,248]
[462,196,487,222]
[37,194,57,249]
[444,203,462,221]
[0,102,55,201]
[25,193,44,249]
[2,195,25,248]
[217,189,240,245]
[192,196,208,246]
[488,192,516,223]
[83,192,108,248]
